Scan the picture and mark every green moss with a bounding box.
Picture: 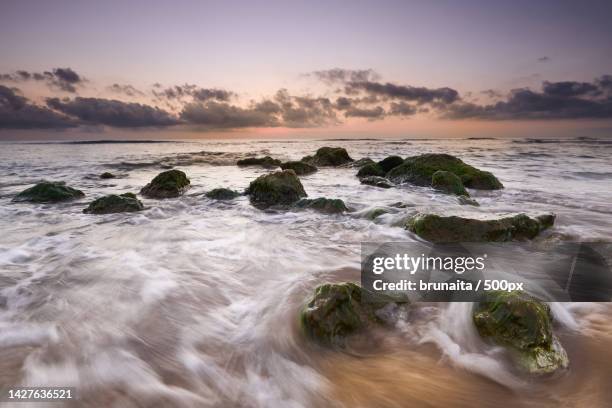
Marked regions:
[365,207,389,220]
[406,213,554,243]
[205,188,240,200]
[83,194,143,214]
[13,181,84,203]
[247,169,307,208]
[431,170,469,196]
[357,163,385,178]
[387,153,503,190]
[236,156,281,167]
[473,291,568,374]
[140,169,190,198]
[377,155,404,173]
[280,161,317,175]
[295,198,348,214]
[302,147,353,166]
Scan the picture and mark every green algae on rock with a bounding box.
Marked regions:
[360,176,394,189]
[431,170,469,196]
[205,188,240,200]
[377,155,404,173]
[83,193,144,214]
[357,163,385,178]
[99,172,116,179]
[347,158,375,168]
[13,181,85,203]
[236,156,281,168]
[140,169,190,198]
[473,290,569,375]
[406,213,555,243]
[295,197,348,214]
[280,161,317,175]
[302,147,353,167]
[247,169,306,208]
[387,153,503,190]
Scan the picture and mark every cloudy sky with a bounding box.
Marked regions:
[1,0,612,139]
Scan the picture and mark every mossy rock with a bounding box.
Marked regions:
[473,291,569,374]
[205,188,240,200]
[387,154,503,190]
[365,207,390,220]
[140,169,190,198]
[431,170,469,196]
[247,169,307,208]
[302,147,353,167]
[83,193,143,214]
[348,158,376,168]
[295,198,348,214]
[236,156,281,168]
[377,155,404,173]
[13,181,84,203]
[280,161,317,175]
[99,172,116,179]
[357,163,385,178]
[406,213,554,243]
[360,176,393,189]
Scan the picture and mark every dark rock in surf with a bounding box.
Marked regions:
[99,172,116,179]
[406,213,555,243]
[473,290,569,375]
[205,188,240,200]
[236,156,281,168]
[13,181,84,203]
[83,193,143,214]
[431,170,469,196]
[302,147,353,167]
[377,155,404,173]
[360,176,393,189]
[140,169,190,198]
[280,161,317,175]
[357,163,385,178]
[295,197,348,214]
[247,169,306,208]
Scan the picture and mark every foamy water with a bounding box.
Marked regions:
[0,137,611,407]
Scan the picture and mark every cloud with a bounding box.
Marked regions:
[481,89,504,99]
[0,67,84,93]
[46,97,179,127]
[389,102,417,116]
[180,100,278,128]
[344,106,385,120]
[537,56,551,63]
[443,76,612,120]
[0,85,75,129]
[153,84,234,102]
[345,80,460,105]
[310,68,380,84]
[107,83,144,97]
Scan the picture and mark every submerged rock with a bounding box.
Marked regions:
[247,169,306,208]
[83,193,144,214]
[406,213,555,243]
[302,147,353,167]
[431,170,469,196]
[140,169,190,198]
[357,163,385,178]
[377,155,404,173]
[360,176,394,189]
[295,197,348,214]
[99,172,116,179]
[365,207,390,220]
[387,153,503,190]
[13,181,84,203]
[280,161,317,175]
[473,291,569,375]
[346,158,375,168]
[205,188,240,200]
[236,156,281,168]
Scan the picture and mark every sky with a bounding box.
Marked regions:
[1,0,612,140]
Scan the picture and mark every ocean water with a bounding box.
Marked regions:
[0,137,611,407]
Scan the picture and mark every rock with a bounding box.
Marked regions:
[431,170,469,196]
[247,169,307,208]
[295,198,348,214]
[365,207,390,220]
[83,193,144,214]
[280,161,317,175]
[387,154,503,190]
[205,188,240,200]
[140,169,190,198]
[99,172,116,179]
[346,158,375,168]
[302,147,353,167]
[377,155,404,173]
[360,176,393,189]
[357,163,385,178]
[406,213,554,243]
[457,196,480,206]
[13,181,84,203]
[236,156,281,168]
[473,291,569,375]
